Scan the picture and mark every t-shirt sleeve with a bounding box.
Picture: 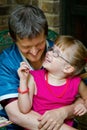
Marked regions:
[0,49,21,101]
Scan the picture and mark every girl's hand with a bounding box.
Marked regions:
[74,103,87,116]
[17,62,30,80]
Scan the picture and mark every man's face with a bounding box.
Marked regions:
[16,32,46,62]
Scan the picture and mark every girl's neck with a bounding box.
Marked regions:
[46,72,69,98]
[48,73,61,79]
[47,72,66,86]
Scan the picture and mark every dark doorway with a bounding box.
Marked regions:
[62,0,87,48]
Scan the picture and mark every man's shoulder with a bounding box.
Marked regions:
[0,44,18,56]
[0,44,23,67]
[47,39,54,47]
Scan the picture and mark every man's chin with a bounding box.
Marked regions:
[29,57,40,63]
[27,53,43,62]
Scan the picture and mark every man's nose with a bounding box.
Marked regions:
[29,47,38,56]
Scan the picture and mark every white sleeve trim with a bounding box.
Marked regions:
[0,93,18,101]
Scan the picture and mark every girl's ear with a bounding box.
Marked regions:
[64,64,75,74]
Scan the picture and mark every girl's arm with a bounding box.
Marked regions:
[79,81,87,106]
[17,62,35,114]
[74,81,87,116]
[18,75,35,114]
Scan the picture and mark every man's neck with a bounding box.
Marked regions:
[29,60,43,70]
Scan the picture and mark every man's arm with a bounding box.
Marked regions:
[5,98,83,130]
[38,105,74,130]
[59,123,78,130]
[38,98,83,130]
[5,100,40,130]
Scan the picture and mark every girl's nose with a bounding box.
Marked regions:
[47,50,52,55]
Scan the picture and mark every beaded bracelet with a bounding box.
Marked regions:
[18,87,29,94]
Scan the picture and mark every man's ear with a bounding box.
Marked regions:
[64,64,75,74]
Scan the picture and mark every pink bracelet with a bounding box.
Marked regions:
[18,87,29,94]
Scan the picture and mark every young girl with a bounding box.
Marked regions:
[18,35,87,130]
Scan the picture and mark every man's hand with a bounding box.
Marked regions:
[38,108,67,130]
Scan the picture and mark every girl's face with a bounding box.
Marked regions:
[16,31,46,63]
[43,45,70,74]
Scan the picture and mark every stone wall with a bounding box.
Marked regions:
[0,0,62,34]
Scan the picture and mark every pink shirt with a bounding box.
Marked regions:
[30,69,81,126]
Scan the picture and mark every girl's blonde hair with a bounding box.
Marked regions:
[55,35,87,76]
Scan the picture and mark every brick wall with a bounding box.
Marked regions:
[0,0,62,34]
[37,0,61,33]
